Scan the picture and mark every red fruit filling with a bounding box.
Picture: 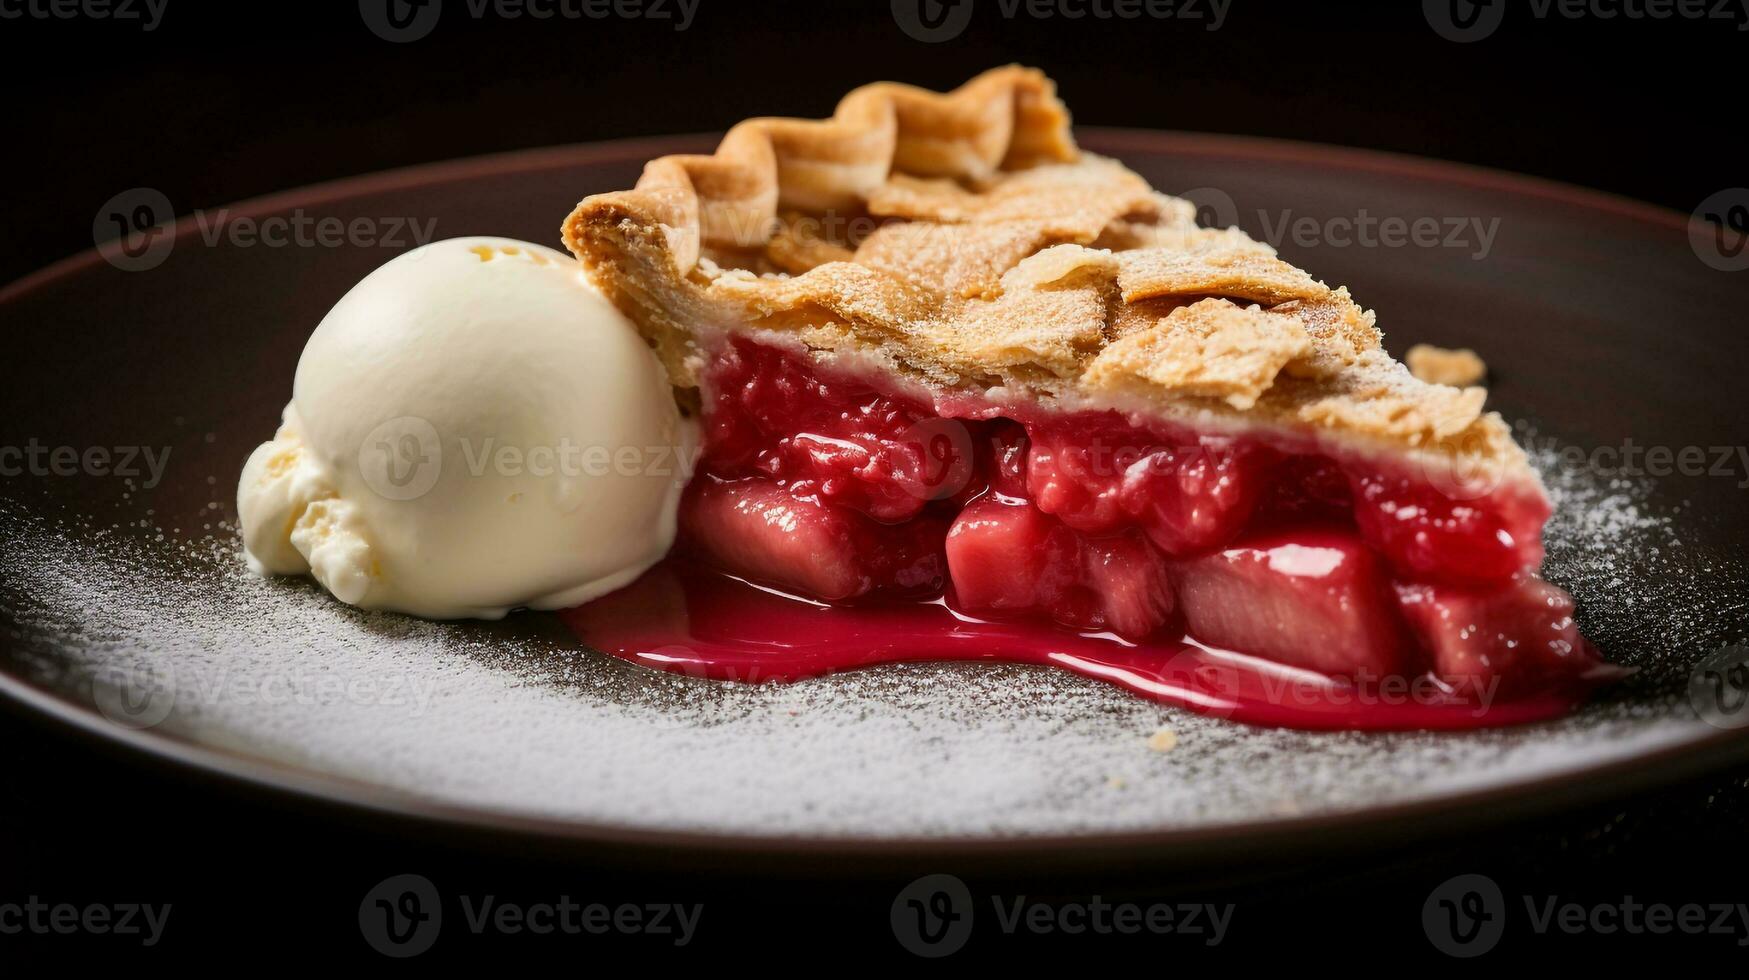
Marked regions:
[1395,576,1598,694]
[1025,419,1268,556]
[1172,528,1408,678]
[675,337,1600,693]
[1352,471,1548,587]
[697,340,966,522]
[946,496,1175,638]
[680,477,947,601]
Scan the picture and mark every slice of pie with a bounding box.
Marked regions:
[561,66,1603,697]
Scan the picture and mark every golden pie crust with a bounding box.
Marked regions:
[562,66,1536,492]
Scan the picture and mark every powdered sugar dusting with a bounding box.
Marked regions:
[0,427,1734,840]
[1525,424,1748,687]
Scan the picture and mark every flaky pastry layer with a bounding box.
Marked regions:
[562,66,1537,494]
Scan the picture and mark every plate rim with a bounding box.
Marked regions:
[2,129,1741,865]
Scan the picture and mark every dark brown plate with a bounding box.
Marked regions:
[2,131,1746,872]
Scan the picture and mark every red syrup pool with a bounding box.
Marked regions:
[558,557,1605,732]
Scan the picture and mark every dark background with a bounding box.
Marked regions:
[4,0,1744,285]
[4,0,1747,965]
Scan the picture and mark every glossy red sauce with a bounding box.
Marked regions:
[559,558,1602,732]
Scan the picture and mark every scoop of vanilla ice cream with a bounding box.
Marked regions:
[237,237,694,619]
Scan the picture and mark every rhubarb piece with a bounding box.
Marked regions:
[680,478,945,600]
[1078,531,1176,638]
[946,497,1174,638]
[1396,576,1599,692]
[1173,528,1410,678]
[946,496,1078,614]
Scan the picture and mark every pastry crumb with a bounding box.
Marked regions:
[1406,344,1487,387]
[1146,726,1178,753]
